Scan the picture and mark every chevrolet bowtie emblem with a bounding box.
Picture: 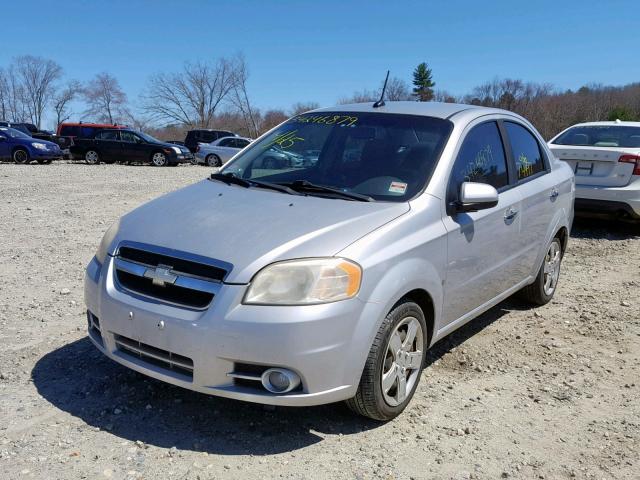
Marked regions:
[143,264,178,287]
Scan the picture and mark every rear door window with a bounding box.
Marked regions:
[96,130,119,140]
[504,122,546,180]
[219,138,235,147]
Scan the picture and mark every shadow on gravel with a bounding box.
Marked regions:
[571,216,640,240]
[32,297,525,455]
[32,337,378,455]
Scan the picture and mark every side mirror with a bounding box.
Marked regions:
[456,182,499,212]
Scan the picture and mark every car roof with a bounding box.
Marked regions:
[562,120,640,128]
[217,136,250,141]
[309,101,511,121]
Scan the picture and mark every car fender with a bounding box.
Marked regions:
[340,256,444,387]
[529,177,574,279]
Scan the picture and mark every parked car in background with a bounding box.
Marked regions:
[85,102,574,421]
[184,129,237,153]
[70,128,194,166]
[0,127,62,164]
[0,121,33,137]
[55,122,128,156]
[194,136,252,166]
[549,120,640,220]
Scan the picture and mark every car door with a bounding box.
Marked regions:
[441,120,524,326]
[0,130,10,159]
[94,130,121,161]
[120,131,147,162]
[215,138,238,162]
[503,121,559,275]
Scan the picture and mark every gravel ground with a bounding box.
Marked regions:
[0,162,638,480]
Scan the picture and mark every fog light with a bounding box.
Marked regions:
[260,368,301,393]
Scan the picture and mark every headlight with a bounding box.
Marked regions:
[171,146,181,154]
[244,258,362,305]
[95,220,120,264]
[32,142,47,150]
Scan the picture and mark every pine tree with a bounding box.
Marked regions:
[412,63,436,102]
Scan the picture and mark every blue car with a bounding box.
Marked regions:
[0,127,62,164]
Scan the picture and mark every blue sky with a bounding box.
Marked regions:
[2,0,639,114]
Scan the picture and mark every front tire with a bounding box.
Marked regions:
[13,148,30,164]
[519,237,563,305]
[85,150,100,165]
[346,299,427,421]
[151,152,168,167]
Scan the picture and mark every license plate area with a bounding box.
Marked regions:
[574,161,595,176]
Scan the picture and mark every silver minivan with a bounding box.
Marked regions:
[84,102,574,420]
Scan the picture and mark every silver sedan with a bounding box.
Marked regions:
[194,136,252,167]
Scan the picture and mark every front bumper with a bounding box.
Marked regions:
[84,255,371,406]
[575,178,640,218]
[173,153,194,164]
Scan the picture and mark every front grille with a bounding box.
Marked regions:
[113,242,231,310]
[114,334,194,380]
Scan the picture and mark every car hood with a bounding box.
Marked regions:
[113,179,409,283]
[29,138,59,148]
[160,142,190,154]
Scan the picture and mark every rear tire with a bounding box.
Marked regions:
[13,148,30,164]
[346,299,427,421]
[519,237,563,305]
[206,154,221,167]
[85,150,100,165]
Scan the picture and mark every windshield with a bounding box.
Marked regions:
[137,131,163,144]
[220,112,453,201]
[553,125,640,148]
[1,127,31,139]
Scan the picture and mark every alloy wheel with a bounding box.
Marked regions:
[543,239,562,296]
[85,150,99,165]
[381,316,424,407]
[152,152,167,166]
[13,149,29,164]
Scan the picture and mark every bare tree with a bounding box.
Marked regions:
[385,77,412,101]
[230,55,260,138]
[260,109,288,133]
[339,77,412,104]
[52,80,81,128]
[0,68,9,120]
[83,72,127,124]
[13,55,62,128]
[142,56,239,128]
[290,102,320,115]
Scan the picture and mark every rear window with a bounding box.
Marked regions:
[553,125,640,148]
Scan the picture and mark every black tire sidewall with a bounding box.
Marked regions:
[152,152,167,166]
[85,150,99,165]
[370,301,427,420]
[13,149,29,164]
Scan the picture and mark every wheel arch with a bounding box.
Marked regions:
[396,289,435,348]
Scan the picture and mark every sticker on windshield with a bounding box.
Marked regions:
[389,181,407,194]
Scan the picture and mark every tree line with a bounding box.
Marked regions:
[2,55,639,141]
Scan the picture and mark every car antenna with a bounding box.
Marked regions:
[373,70,390,108]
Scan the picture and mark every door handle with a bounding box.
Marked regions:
[550,188,559,199]
[504,207,518,221]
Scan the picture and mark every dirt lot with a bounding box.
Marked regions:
[0,162,638,480]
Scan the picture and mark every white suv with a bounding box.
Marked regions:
[549,121,640,220]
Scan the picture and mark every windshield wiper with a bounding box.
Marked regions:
[279,180,373,202]
[210,173,301,196]
[209,172,252,188]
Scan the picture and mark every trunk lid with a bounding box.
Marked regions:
[548,145,639,187]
